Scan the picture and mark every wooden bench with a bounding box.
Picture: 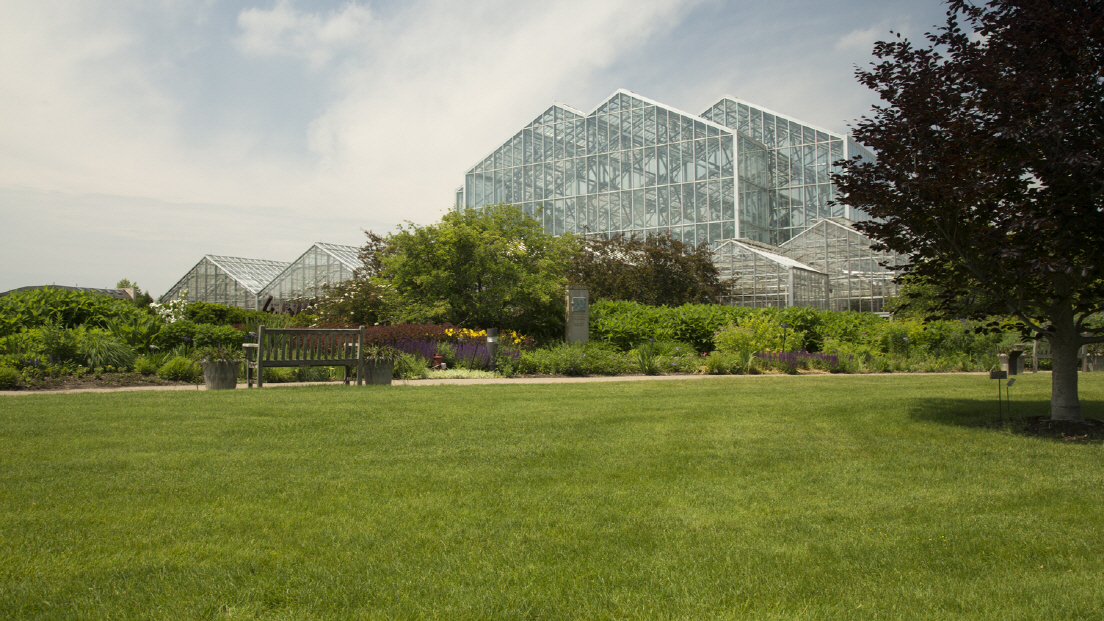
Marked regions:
[1025,336,1091,373]
[245,325,366,388]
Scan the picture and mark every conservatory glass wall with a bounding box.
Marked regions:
[457,90,766,247]
[781,218,905,313]
[160,255,290,310]
[260,242,361,313]
[456,89,870,248]
[701,96,874,244]
[713,239,828,309]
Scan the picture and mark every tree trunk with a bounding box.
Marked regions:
[1049,315,1085,422]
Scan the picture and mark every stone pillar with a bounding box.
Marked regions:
[565,285,589,343]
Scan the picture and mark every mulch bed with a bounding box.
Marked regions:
[6,373,198,392]
[977,416,1104,443]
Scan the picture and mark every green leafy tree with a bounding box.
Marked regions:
[568,232,721,307]
[836,0,1104,421]
[382,205,578,339]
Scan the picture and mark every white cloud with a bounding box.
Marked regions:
[236,0,375,69]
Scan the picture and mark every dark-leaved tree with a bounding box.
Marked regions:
[836,0,1104,421]
[568,232,721,307]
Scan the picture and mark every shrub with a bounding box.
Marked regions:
[39,322,82,364]
[80,331,136,370]
[194,324,244,348]
[0,287,150,337]
[517,342,632,376]
[133,355,161,376]
[713,315,806,357]
[394,353,429,379]
[157,356,201,382]
[0,366,20,389]
[154,320,199,350]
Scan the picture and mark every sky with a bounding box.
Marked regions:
[0,0,950,298]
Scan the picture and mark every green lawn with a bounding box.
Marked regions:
[2,374,1102,620]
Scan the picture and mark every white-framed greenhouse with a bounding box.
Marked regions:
[780,218,905,312]
[159,255,291,311]
[713,239,828,309]
[259,242,361,313]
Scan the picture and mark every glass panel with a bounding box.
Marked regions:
[565,197,576,233]
[632,148,645,189]
[669,113,682,143]
[750,107,763,142]
[645,187,657,227]
[789,148,802,186]
[722,177,735,221]
[609,150,621,191]
[720,135,733,178]
[683,183,696,223]
[633,189,645,229]
[658,186,669,226]
[597,114,610,153]
[696,181,708,223]
[816,130,829,143]
[725,99,738,130]
[656,108,669,144]
[737,104,750,134]
[777,118,789,148]
[803,125,816,145]
[587,194,599,232]
[707,137,720,179]
[682,116,695,142]
[587,156,598,194]
[669,184,682,225]
[544,126,554,161]
[644,146,657,187]
[695,139,707,181]
[598,153,609,193]
[657,144,668,186]
[668,142,681,183]
[708,180,721,221]
[621,191,632,232]
[631,108,644,148]
[524,166,533,201]
[644,106,656,147]
[601,193,613,231]
[830,139,844,168]
[817,143,829,183]
[695,120,706,140]
[763,113,775,148]
[585,117,596,156]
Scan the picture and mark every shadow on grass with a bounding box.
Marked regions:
[907,397,1104,444]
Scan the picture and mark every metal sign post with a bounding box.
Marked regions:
[990,370,1008,421]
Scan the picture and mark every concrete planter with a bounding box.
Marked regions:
[202,361,241,390]
[365,360,394,385]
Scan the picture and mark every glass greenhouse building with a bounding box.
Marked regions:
[713,239,828,309]
[455,89,894,310]
[455,89,874,247]
[780,218,904,312]
[160,243,363,311]
[160,255,291,311]
[259,242,361,313]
